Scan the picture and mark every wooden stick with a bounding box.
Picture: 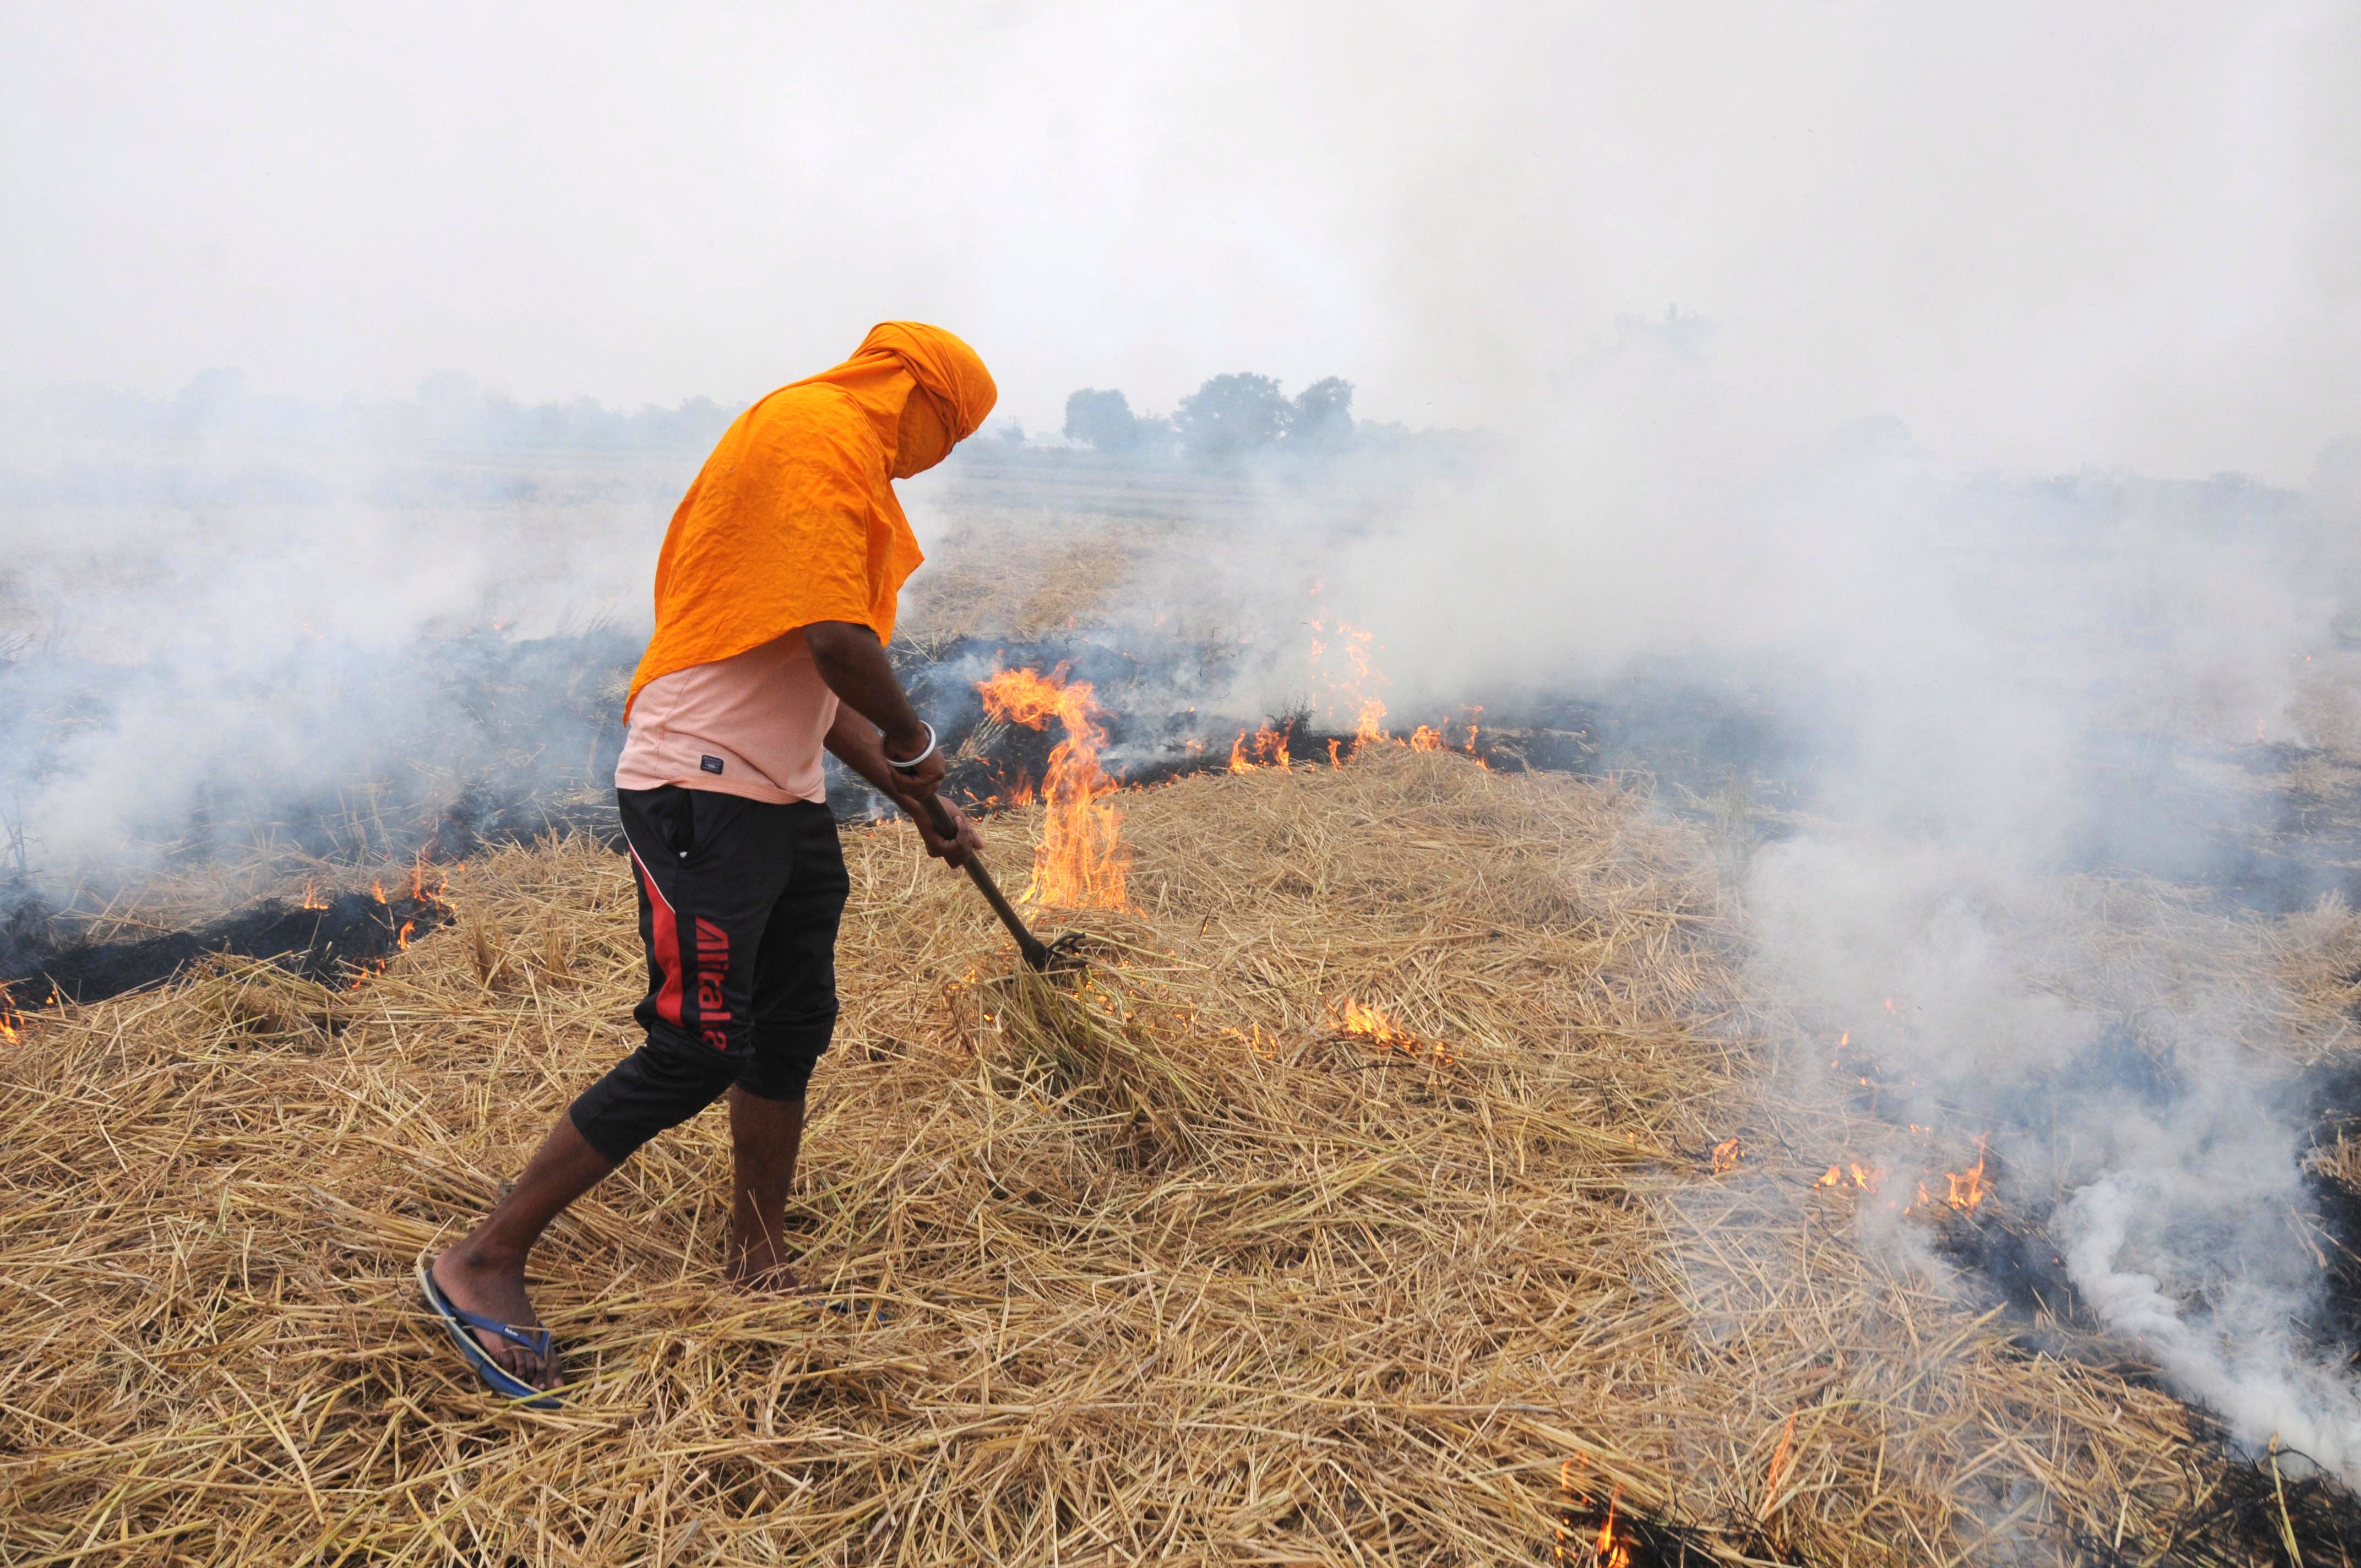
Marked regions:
[921,793,1052,971]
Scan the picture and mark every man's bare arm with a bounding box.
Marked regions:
[810,625,981,867]
[804,621,931,763]
[822,705,908,797]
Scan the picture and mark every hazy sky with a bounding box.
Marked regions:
[4,2,2355,480]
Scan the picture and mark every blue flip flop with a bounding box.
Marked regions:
[417,1260,563,1409]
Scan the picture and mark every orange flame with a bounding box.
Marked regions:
[0,1004,21,1045]
[978,771,1039,808]
[1593,1485,1632,1568]
[1711,1137,1745,1174]
[1295,623,1487,764]
[977,665,1129,910]
[1555,1457,1630,1568]
[1339,623,1386,744]
[1759,1411,1799,1521]
[1330,997,1457,1065]
[1228,723,1293,774]
[300,882,328,911]
[1908,1139,1992,1216]
[1552,1457,1632,1567]
[1815,1163,1883,1193]
[396,920,416,951]
[1946,1148,1989,1211]
[1218,1022,1282,1060]
[1303,618,1392,749]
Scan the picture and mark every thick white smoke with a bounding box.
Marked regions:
[1225,317,2361,1477]
[0,382,709,888]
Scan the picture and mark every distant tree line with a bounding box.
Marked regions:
[1062,373,1357,462]
[26,364,1410,471]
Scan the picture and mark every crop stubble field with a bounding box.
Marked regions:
[9,739,2361,1564]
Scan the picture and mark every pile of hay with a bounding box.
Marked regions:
[0,749,2332,1563]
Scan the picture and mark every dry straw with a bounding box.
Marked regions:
[0,748,2336,1563]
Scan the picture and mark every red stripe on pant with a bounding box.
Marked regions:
[633,851,684,1028]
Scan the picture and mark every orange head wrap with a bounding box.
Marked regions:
[623,322,998,716]
[858,320,998,451]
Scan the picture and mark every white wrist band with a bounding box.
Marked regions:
[886,721,938,774]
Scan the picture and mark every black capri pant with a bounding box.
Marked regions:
[568,785,850,1164]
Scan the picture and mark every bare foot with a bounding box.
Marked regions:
[431,1244,558,1390]
[725,1230,799,1294]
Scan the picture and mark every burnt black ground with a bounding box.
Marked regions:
[8,625,2352,1020]
[1549,1487,1807,1567]
[0,889,451,1011]
[2074,1433,2361,1567]
[1827,1035,2361,1558]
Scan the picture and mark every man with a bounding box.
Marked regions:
[421,323,996,1403]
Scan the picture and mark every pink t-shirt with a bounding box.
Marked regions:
[614,629,840,804]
